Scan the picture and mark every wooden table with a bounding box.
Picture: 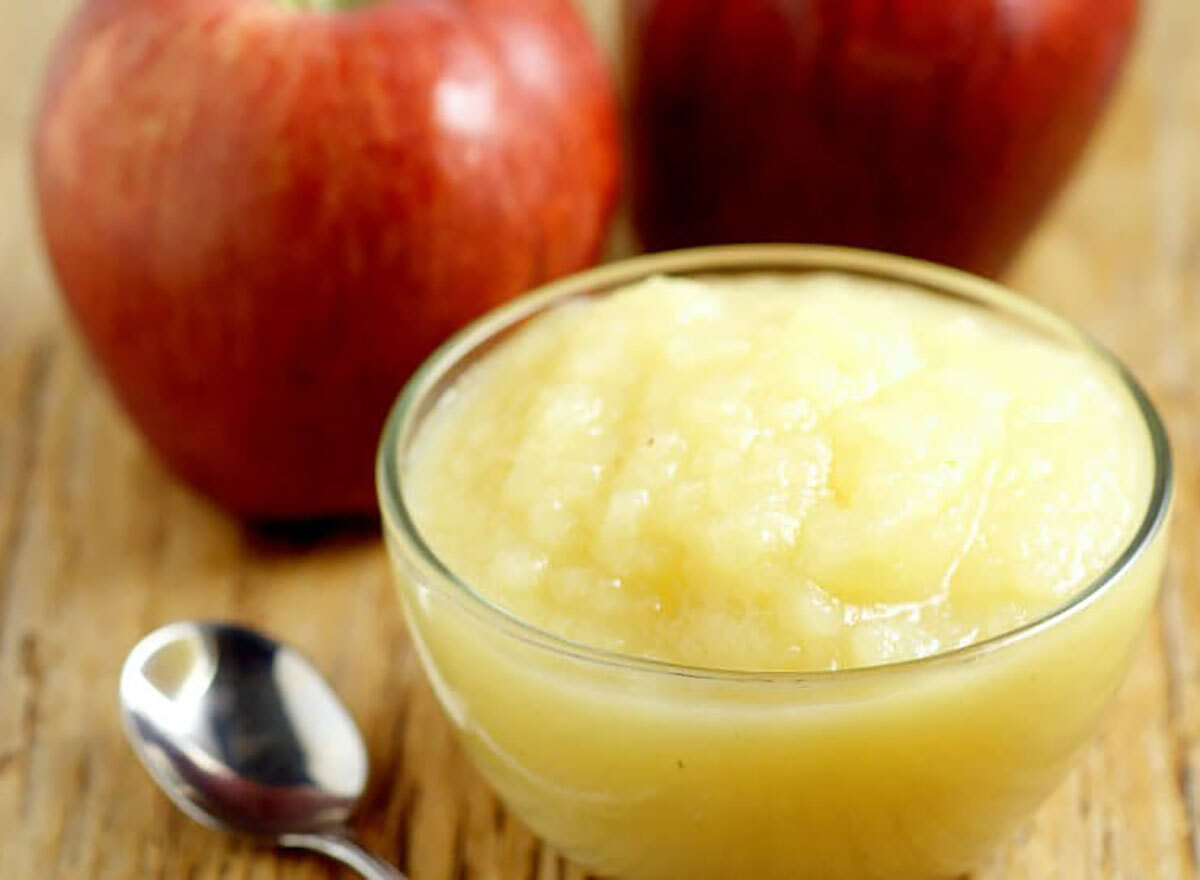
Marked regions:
[2,2,1198,877]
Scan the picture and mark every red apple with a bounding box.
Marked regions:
[627,0,1136,276]
[34,0,619,519]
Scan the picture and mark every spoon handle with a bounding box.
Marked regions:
[279,829,407,879]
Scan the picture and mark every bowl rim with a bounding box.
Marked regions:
[376,244,1173,684]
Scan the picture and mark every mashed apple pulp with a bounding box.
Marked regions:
[405,273,1150,672]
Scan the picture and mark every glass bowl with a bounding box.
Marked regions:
[377,245,1172,880]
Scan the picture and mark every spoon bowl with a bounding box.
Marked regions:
[120,620,404,879]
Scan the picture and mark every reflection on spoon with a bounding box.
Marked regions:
[119,620,405,879]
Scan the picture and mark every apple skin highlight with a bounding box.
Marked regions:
[33,0,620,518]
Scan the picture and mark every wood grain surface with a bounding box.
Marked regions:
[1,1,1198,877]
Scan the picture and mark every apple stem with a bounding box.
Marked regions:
[279,0,378,12]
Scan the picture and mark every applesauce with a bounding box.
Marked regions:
[379,247,1170,880]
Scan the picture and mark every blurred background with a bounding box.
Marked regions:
[1,5,68,339]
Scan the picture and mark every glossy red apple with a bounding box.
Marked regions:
[627,0,1136,276]
[34,0,619,519]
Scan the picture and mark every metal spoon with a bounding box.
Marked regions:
[119,620,405,879]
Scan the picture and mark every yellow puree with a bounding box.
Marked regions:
[394,271,1165,880]
[406,273,1149,671]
